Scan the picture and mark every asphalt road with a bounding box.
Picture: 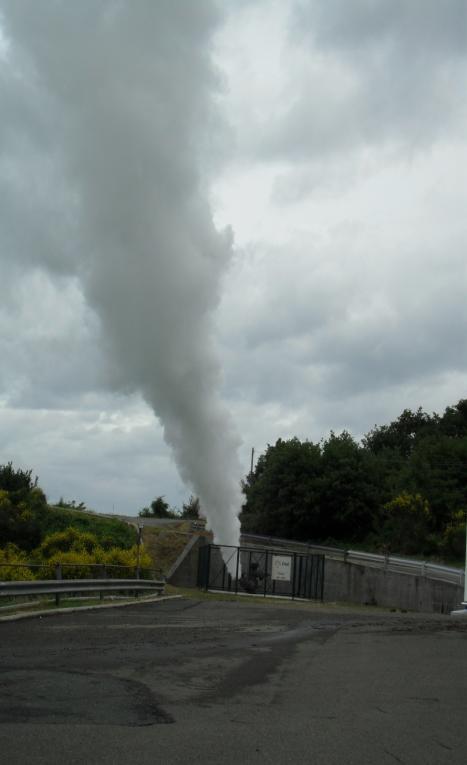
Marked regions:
[1,597,466,764]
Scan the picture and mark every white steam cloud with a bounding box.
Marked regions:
[0,1,242,545]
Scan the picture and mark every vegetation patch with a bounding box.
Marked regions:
[241,399,467,565]
[0,464,153,580]
[142,523,192,575]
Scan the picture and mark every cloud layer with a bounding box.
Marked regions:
[0,1,466,516]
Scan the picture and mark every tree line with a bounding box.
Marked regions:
[241,400,467,561]
[138,494,201,520]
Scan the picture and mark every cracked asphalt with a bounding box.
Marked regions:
[1,597,466,764]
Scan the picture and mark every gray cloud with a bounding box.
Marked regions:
[293,0,467,57]
[1,1,466,521]
[218,191,467,413]
[0,270,107,408]
[262,0,467,163]
[0,393,183,513]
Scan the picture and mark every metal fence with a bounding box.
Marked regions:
[242,533,465,587]
[0,578,165,602]
[0,561,162,580]
[0,562,165,607]
[198,544,325,601]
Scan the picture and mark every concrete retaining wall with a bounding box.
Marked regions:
[166,535,208,589]
[324,558,463,614]
[167,536,463,613]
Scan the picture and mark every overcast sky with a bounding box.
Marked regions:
[0,0,466,518]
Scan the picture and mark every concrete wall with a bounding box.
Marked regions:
[324,558,463,614]
[166,534,208,588]
[167,537,463,613]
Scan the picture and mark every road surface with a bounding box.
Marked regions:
[1,597,466,764]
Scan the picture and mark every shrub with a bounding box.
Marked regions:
[440,511,466,560]
[102,544,152,578]
[44,550,97,579]
[376,493,434,556]
[0,544,35,581]
[38,527,100,558]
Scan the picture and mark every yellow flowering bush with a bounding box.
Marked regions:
[0,543,35,581]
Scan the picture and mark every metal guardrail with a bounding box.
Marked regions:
[343,551,464,586]
[242,533,464,587]
[0,561,166,607]
[0,578,165,599]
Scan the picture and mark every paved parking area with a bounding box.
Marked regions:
[1,597,466,764]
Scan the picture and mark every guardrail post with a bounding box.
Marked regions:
[100,564,106,601]
[292,552,297,599]
[55,563,62,607]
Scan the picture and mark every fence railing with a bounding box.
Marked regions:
[242,533,465,588]
[0,578,165,602]
[198,543,325,601]
[0,562,165,607]
[0,561,163,580]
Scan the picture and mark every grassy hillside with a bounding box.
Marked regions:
[0,463,207,579]
[142,521,192,575]
[0,464,209,582]
[0,462,136,553]
[46,506,136,549]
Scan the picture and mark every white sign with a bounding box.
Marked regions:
[271,555,292,582]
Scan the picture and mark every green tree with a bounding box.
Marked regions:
[0,464,48,551]
[180,495,201,519]
[375,493,434,556]
[139,496,177,519]
[240,399,467,559]
[317,431,380,541]
[439,399,467,438]
[405,434,467,530]
[241,438,323,539]
[363,407,437,457]
[440,510,466,559]
[242,434,381,543]
[0,462,38,502]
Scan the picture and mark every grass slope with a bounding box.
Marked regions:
[40,506,137,549]
[142,521,192,575]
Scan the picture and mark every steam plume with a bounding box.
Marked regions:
[0,1,242,545]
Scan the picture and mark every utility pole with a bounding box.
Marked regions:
[250,447,255,476]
